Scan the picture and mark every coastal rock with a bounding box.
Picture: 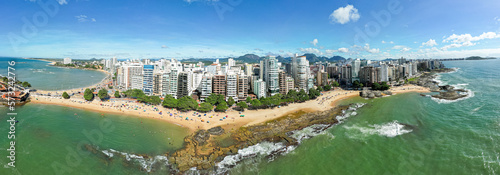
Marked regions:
[439,85,454,91]
[373,91,382,97]
[193,130,211,145]
[431,90,467,100]
[207,126,225,135]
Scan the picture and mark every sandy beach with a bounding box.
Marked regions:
[30,84,430,132]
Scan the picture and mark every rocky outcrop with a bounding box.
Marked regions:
[431,90,468,100]
[207,126,224,135]
[360,90,392,98]
[168,105,350,173]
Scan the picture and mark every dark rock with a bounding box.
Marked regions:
[207,126,225,135]
[193,130,210,145]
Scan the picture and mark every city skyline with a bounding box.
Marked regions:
[1,0,500,60]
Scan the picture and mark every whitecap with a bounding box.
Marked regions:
[431,89,475,104]
[101,149,169,173]
[344,120,413,138]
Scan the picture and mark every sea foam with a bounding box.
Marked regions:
[344,120,413,138]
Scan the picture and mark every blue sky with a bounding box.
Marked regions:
[1,0,500,60]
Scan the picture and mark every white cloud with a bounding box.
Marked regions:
[161,45,168,49]
[390,41,394,44]
[338,47,349,53]
[441,32,500,50]
[57,0,68,5]
[311,39,318,46]
[422,39,437,47]
[363,44,380,53]
[329,5,360,24]
[299,48,322,55]
[495,16,500,22]
[381,40,386,44]
[75,15,96,23]
[254,48,263,51]
[392,45,411,52]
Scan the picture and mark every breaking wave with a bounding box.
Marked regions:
[344,120,413,138]
[100,149,169,173]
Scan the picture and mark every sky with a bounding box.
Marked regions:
[1,0,500,60]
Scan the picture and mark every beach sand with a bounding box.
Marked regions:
[31,84,430,132]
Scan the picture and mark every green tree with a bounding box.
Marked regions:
[286,90,298,100]
[114,91,120,98]
[98,88,109,100]
[124,89,145,98]
[84,88,94,101]
[162,95,178,108]
[246,96,252,103]
[1,77,8,82]
[227,97,235,106]
[298,89,309,102]
[149,96,162,105]
[197,102,213,112]
[260,97,271,107]
[309,88,320,99]
[236,101,248,111]
[22,81,31,88]
[381,81,390,90]
[372,82,382,90]
[317,86,323,92]
[62,92,70,99]
[250,99,262,108]
[332,81,340,87]
[177,96,198,111]
[324,84,332,91]
[215,101,229,112]
[206,93,225,106]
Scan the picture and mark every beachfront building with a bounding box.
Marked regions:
[226,73,238,101]
[279,71,287,95]
[213,75,226,98]
[253,79,266,99]
[167,69,179,98]
[228,58,235,67]
[131,74,143,90]
[261,56,280,96]
[143,65,154,95]
[296,56,309,91]
[237,74,248,101]
[352,59,361,83]
[317,70,328,86]
[359,66,379,86]
[63,57,72,64]
[285,76,295,94]
[153,72,163,96]
[177,72,192,99]
[200,74,213,101]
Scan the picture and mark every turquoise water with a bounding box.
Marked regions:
[0,104,189,174]
[225,59,500,174]
[0,57,107,91]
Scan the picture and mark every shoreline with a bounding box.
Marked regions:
[30,84,430,132]
[24,57,112,93]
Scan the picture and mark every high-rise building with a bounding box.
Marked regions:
[213,75,226,98]
[237,74,248,101]
[341,65,352,85]
[359,66,379,86]
[253,79,266,99]
[142,65,154,95]
[352,59,361,83]
[131,74,143,90]
[285,76,294,95]
[167,69,179,98]
[379,63,389,82]
[296,56,308,91]
[317,71,328,86]
[228,58,235,67]
[279,71,287,95]
[200,74,213,101]
[153,73,163,96]
[262,56,280,96]
[177,72,192,99]
[226,73,238,101]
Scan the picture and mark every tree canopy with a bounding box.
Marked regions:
[236,101,248,111]
[62,92,70,99]
[84,88,94,101]
[227,97,235,106]
[206,93,225,106]
[114,91,120,98]
[197,102,213,112]
[215,101,229,112]
[98,88,109,100]
[162,95,178,108]
[177,96,198,111]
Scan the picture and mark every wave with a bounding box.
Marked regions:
[100,149,169,173]
[343,120,413,138]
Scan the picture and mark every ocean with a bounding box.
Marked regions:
[0,57,107,91]
[1,58,499,174]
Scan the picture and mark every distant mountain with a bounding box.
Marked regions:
[302,53,346,63]
[235,54,261,63]
[465,56,496,60]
